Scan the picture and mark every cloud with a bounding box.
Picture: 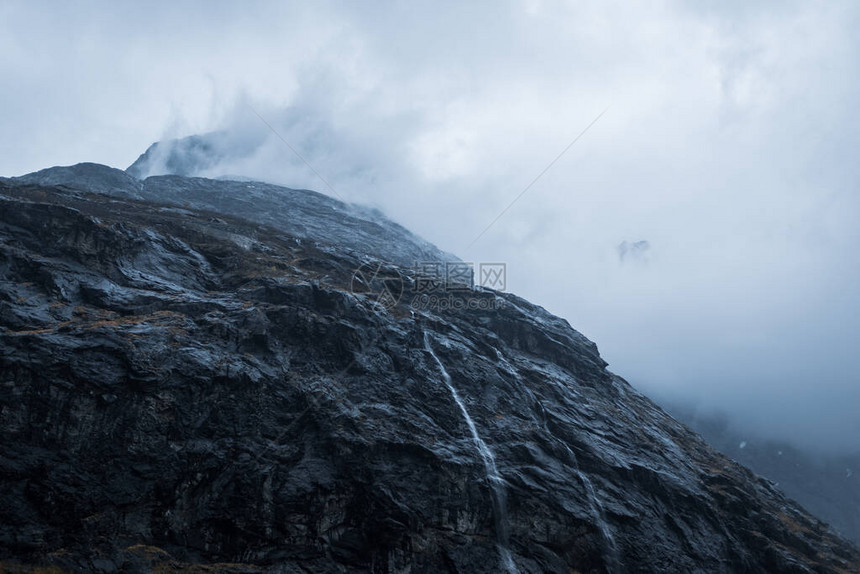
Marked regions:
[2,0,860,452]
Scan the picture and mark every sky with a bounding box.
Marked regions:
[1,0,859,452]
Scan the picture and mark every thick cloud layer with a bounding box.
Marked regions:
[2,1,859,452]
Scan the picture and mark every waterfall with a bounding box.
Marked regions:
[424,332,517,573]
[492,343,619,571]
[564,442,620,572]
[577,471,619,568]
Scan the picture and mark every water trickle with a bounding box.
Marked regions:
[558,442,620,571]
[577,471,619,566]
[424,332,517,573]
[494,343,618,572]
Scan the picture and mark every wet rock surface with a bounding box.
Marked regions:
[0,176,858,573]
[664,404,860,548]
[14,163,454,268]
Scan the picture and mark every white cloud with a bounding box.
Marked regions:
[2,0,859,452]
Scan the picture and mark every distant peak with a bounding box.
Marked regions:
[126,131,264,179]
[14,162,142,197]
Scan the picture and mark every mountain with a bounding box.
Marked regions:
[14,163,454,268]
[126,132,258,180]
[1,161,858,573]
[11,162,143,198]
[664,404,860,547]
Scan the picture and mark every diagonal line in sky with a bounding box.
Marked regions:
[465,106,609,251]
[248,104,347,203]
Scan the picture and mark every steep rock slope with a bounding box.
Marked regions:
[0,178,858,573]
[14,163,453,268]
[664,405,860,547]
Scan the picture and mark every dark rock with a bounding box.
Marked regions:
[13,162,456,268]
[0,175,857,573]
[665,403,860,547]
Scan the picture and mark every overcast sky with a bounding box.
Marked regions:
[2,0,859,452]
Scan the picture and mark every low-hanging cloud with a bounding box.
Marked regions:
[2,0,860,452]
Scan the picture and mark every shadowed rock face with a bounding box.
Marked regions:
[0,175,858,573]
[664,404,860,548]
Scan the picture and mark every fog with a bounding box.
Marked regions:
[2,1,859,452]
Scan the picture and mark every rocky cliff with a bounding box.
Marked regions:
[0,168,858,573]
[664,404,860,548]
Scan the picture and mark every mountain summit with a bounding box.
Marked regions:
[126,132,256,180]
[0,152,857,573]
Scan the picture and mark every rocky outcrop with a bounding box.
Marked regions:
[14,163,454,268]
[665,404,860,547]
[126,132,250,179]
[0,176,858,573]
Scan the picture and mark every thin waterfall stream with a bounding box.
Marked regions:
[424,332,517,573]
[491,342,619,573]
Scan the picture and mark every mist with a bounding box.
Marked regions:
[2,0,859,453]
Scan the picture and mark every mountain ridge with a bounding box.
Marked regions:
[14,162,456,268]
[665,402,860,547]
[0,161,858,572]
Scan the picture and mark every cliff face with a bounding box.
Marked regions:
[664,404,860,548]
[0,172,858,573]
